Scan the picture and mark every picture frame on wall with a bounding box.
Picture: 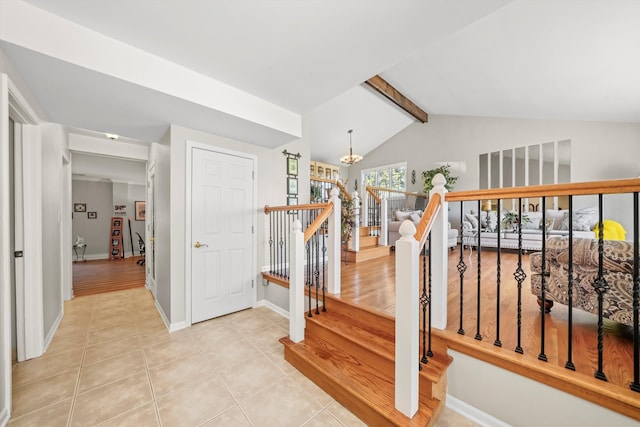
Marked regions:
[135,201,146,221]
[74,203,86,212]
[287,157,298,176]
[287,196,298,206]
[287,177,298,195]
[87,212,97,219]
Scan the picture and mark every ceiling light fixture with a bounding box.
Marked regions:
[105,133,119,140]
[340,129,363,165]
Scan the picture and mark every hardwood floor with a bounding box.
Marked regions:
[330,247,638,393]
[72,256,146,297]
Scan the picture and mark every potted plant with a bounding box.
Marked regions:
[422,164,458,193]
[501,211,530,232]
[339,187,355,242]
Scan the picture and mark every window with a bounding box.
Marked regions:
[362,163,407,194]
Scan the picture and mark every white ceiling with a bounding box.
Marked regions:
[72,152,146,185]
[2,0,639,164]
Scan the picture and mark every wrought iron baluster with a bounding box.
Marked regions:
[322,220,327,312]
[306,238,312,318]
[514,197,526,354]
[457,201,467,335]
[632,192,640,392]
[315,227,320,315]
[427,235,433,358]
[538,198,547,362]
[420,242,428,366]
[475,199,482,341]
[278,211,284,277]
[268,212,274,274]
[594,194,608,381]
[565,196,576,371]
[495,199,502,347]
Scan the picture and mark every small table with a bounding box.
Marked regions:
[73,243,87,262]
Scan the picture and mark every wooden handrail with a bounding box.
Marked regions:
[304,203,335,243]
[335,180,352,202]
[413,193,442,250]
[311,176,352,201]
[446,178,640,202]
[366,186,427,199]
[366,187,382,204]
[310,176,336,184]
[264,203,330,214]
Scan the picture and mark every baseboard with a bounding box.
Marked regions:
[255,299,289,319]
[43,308,64,353]
[0,407,10,427]
[446,394,510,427]
[73,253,140,261]
[154,299,187,332]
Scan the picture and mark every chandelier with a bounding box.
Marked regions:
[340,129,363,165]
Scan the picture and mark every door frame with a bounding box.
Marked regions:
[146,161,156,296]
[184,140,257,326]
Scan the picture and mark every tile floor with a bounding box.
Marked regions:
[9,288,478,426]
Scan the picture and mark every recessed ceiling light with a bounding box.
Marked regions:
[105,133,118,140]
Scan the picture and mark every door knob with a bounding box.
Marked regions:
[194,241,209,248]
[149,237,155,242]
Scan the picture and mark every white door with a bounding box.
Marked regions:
[191,147,254,323]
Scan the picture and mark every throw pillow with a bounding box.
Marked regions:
[546,209,568,230]
[410,212,421,223]
[395,210,412,222]
[464,213,479,230]
[561,207,598,231]
[522,212,542,230]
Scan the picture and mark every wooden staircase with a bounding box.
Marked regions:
[281,295,452,426]
[343,226,391,263]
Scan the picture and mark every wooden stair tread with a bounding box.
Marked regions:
[282,335,439,426]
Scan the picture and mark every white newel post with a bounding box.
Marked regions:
[380,198,388,245]
[429,173,449,329]
[352,191,360,252]
[395,220,419,417]
[328,188,341,294]
[362,190,369,227]
[289,219,305,342]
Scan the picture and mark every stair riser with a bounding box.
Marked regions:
[344,245,391,263]
[306,317,440,401]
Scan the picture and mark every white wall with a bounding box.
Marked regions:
[72,180,113,258]
[40,123,66,346]
[448,350,637,427]
[348,115,640,231]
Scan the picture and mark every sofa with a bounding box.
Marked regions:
[530,236,636,327]
[388,210,458,249]
[462,208,597,251]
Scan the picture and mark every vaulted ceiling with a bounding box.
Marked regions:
[1,0,638,164]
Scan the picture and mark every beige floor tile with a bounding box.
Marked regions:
[240,377,324,427]
[229,311,273,334]
[326,401,367,427]
[78,349,146,393]
[11,369,79,418]
[302,409,345,427]
[143,336,198,368]
[241,323,288,351]
[254,306,290,328]
[8,398,72,427]
[12,347,84,386]
[135,316,165,332]
[435,407,481,427]
[201,406,251,426]
[87,322,138,345]
[139,326,190,348]
[90,313,135,331]
[45,331,88,356]
[83,334,141,366]
[218,355,284,402]
[289,369,334,407]
[191,324,242,353]
[264,344,298,375]
[148,353,216,397]
[98,402,159,427]
[204,337,260,369]
[55,320,91,338]
[71,372,152,426]
[157,376,235,426]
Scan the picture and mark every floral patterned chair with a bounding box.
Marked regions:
[530,236,635,327]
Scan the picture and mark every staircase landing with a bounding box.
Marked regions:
[343,226,391,263]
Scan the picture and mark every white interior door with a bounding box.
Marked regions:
[191,147,254,323]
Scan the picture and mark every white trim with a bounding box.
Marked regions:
[168,321,187,333]
[155,298,187,332]
[0,408,9,427]
[185,140,258,326]
[43,309,63,352]
[255,299,289,319]
[446,394,511,427]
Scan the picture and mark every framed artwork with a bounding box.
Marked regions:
[287,157,298,176]
[287,177,298,195]
[74,203,86,213]
[114,204,127,215]
[135,201,146,221]
[87,212,97,219]
[287,196,298,206]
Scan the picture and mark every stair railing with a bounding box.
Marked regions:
[310,176,351,204]
[288,188,341,342]
[394,174,448,417]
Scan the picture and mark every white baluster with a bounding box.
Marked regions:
[328,188,341,294]
[289,219,304,342]
[430,173,449,329]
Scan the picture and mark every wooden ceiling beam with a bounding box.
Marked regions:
[364,75,428,123]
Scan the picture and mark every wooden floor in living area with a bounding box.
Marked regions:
[331,247,637,393]
[73,257,146,297]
